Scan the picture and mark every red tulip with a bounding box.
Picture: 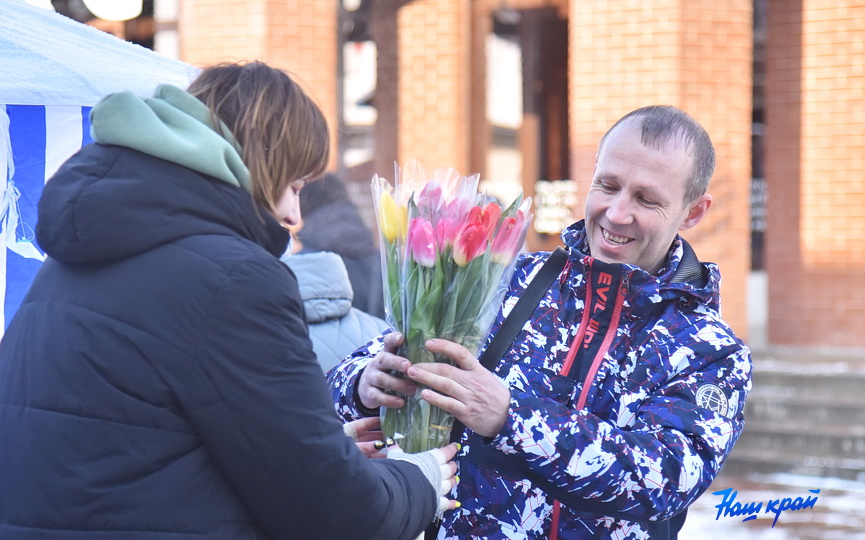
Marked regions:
[466,202,502,239]
[453,221,488,267]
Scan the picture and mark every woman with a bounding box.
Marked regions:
[0,61,456,539]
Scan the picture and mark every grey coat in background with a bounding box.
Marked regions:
[297,173,386,319]
[282,251,389,372]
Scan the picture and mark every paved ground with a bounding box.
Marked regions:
[679,469,865,539]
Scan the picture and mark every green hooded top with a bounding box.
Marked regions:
[89,84,251,193]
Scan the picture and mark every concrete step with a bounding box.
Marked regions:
[733,420,865,460]
[748,367,865,403]
[723,447,865,482]
[722,349,865,481]
[743,394,863,427]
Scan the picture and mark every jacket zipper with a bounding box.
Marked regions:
[550,270,628,539]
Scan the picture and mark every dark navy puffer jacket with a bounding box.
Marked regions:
[0,144,435,539]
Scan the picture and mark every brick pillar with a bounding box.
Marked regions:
[394,0,472,174]
[178,0,339,170]
[765,2,865,347]
[568,0,753,338]
[369,0,401,180]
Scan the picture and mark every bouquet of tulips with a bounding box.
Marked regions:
[372,161,533,453]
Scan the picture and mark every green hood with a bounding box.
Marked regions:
[89,84,251,192]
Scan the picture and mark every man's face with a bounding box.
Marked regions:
[584,121,711,274]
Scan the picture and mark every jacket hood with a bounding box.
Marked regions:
[89,84,251,192]
[561,220,721,313]
[36,144,288,265]
[280,251,353,323]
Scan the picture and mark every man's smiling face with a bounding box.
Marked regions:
[584,120,711,275]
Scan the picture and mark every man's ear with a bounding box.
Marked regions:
[679,194,712,231]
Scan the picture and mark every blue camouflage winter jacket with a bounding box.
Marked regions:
[327,220,752,539]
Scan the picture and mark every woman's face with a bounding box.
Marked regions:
[272,179,307,227]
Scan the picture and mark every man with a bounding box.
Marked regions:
[327,105,752,539]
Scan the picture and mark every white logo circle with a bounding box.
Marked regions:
[696,384,728,416]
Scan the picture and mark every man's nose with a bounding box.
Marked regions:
[606,194,634,224]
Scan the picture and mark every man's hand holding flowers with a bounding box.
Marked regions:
[407,338,510,438]
[358,333,510,439]
[358,332,418,411]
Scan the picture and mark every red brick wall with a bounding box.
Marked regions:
[172,0,865,348]
[766,1,865,346]
[368,0,401,181]
[394,1,472,173]
[178,0,339,170]
[568,0,754,338]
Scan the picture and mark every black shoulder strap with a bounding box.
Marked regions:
[449,247,568,444]
[478,247,569,371]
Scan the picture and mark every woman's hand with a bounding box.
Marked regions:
[387,441,461,515]
[343,417,387,458]
[347,417,462,513]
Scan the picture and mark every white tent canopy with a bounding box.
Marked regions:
[1,0,198,333]
[0,0,196,106]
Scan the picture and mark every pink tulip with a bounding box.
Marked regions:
[441,196,471,222]
[416,182,443,219]
[407,217,436,267]
[490,211,526,264]
[435,218,460,251]
[453,222,488,267]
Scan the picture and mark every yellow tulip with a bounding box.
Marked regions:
[379,191,406,243]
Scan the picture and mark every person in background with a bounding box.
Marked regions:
[327,105,752,539]
[0,60,457,540]
[281,250,389,372]
[297,172,386,319]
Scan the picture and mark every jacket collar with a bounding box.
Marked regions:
[670,238,708,287]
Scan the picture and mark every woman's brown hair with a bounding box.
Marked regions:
[186,61,330,214]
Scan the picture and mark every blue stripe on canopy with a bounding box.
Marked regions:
[81,106,93,146]
[3,105,92,328]
[5,104,47,326]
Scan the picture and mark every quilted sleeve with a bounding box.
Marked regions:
[325,331,389,421]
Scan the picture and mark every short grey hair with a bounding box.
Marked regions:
[598,105,716,203]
